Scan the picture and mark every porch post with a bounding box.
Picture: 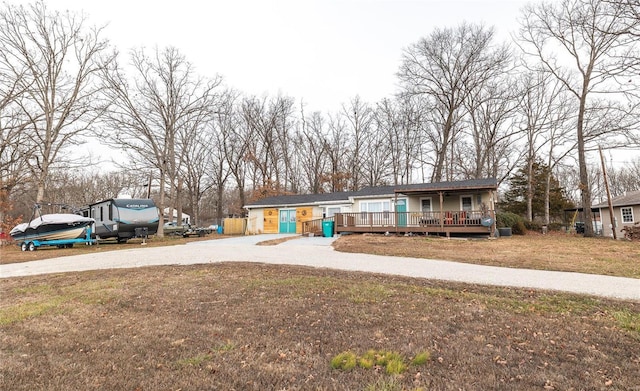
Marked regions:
[490,190,497,237]
[394,192,399,234]
[439,191,444,231]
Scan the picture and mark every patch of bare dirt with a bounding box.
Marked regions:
[256,235,302,246]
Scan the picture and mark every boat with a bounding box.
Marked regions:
[10,213,95,244]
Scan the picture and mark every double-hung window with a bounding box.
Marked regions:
[360,201,391,222]
[461,196,473,212]
[360,201,391,213]
[621,207,634,224]
[421,198,432,212]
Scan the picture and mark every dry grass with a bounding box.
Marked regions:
[0,235,221,265]
[256,236,301,246]
[1,263,639,391]
[2,232,639,389]
[333,232,640,279]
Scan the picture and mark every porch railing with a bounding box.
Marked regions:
[335,210,489,229]
[302,217,334,235]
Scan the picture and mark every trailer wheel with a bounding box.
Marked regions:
[66,243,74,248]
[28,242,36,251]
[20,242,28,252]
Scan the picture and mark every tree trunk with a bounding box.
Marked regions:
[157,170,166,237]
[577,93,594,237]
[216,184,225,221]
[176,177,183,225]
[526,157,534,221]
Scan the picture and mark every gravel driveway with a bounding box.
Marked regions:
[1,234,639,301]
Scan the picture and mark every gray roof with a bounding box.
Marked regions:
[593,190,640,208]
[244,190,359,208]
[395,178,498,193]
[244,178,498,208]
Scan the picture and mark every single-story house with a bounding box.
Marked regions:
[163,208,191,225]
[244,178,498,237]
[593,190,640,238]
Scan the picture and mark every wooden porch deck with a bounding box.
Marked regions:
[333,211,494,236]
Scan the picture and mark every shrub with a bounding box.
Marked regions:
[548,222,564,232]
[524,220,542,231]
[496,212,527,235]
[332,349,430,375]
[330,351,357,370]
[411,351,431,366]
[358,350,376,369]
[512,220,527,235]
[385,357,406,374]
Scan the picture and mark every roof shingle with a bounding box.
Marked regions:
[244,178,498,208]
[593,190,640,208]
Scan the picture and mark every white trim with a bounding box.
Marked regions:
[420,197,433,212]
[620,206,634,224]
[359,200,392,213]
[325,206,342,217]
[460,195,473,211]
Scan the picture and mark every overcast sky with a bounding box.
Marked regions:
[42,0,532,113]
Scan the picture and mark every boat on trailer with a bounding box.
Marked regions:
[10,212,95,251]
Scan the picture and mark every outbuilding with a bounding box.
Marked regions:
[594,190,640,238]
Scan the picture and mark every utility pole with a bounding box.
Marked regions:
[599,146,616,239]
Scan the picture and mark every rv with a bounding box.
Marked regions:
[84,198,159,242]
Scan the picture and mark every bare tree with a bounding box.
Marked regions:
[325,114,351,192]
[361,119,391,187]
[375,97,424,185]
[0,62,32,228]
[459,74,521,183]
[100,46,221,236]
[219,93,250,212]
[518,0,640,236]
[240,95,296,193]
[398,22,512,182]
[341,96,373,190]
[0,1,112,203]
[514,69,577,223]
[607,158,640,195]
[44,169,135,208]
[297,109,329,193]
[201,89,236,221]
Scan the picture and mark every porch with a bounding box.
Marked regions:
[303,210,495,237]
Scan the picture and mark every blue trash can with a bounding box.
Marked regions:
[217,225,223,234]
[322,221,334,237]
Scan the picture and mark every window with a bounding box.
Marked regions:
[461,196,473,212]
[360,201,391,223]
[326,207,341,217]
[421,198,432,212]
[360,201,391,213]
[621,207,634,223]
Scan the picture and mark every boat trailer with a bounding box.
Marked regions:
[19,226,97,251]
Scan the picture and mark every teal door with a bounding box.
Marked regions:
[279,209,297,233]
[396,199,407,227]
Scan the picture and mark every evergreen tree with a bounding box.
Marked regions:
[500,161,574,223]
